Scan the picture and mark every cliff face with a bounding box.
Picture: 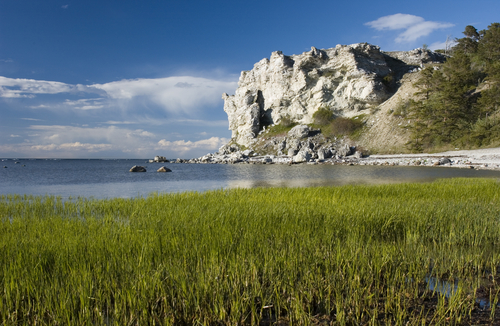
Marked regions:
[222,43,446,148]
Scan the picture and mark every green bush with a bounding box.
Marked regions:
[312,107,334,125]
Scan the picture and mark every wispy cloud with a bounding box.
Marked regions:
[365,14,454,43]
[30,142,112,152]
[0,124,228,158]
[156,137,229,154]
[0,76,103,98]
[92,76,237,115]
[63,98,105,110]
[429,40,457,51]
[61,5,69,9]
[0,75,237,115]
[101,118,228,127]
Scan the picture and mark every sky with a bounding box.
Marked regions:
[1,0,499,159]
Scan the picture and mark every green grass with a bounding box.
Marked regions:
[1,178,500,325]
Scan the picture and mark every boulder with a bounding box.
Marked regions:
[130,165,146,172]
[293,150,311,163]
[336,144,352,158]
[157,166,172,172]
[288,148,298,156]
[288,125,311,139]
[439,157,451,165]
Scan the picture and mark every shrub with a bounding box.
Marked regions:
[279,114,295,127]
[313,107,334,125]
[330,117,364,136]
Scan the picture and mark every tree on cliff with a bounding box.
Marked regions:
[406,23,500,151]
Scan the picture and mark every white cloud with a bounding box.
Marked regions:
[30,142,112,152]
[29,125,156,145]
[156,137,229,154]
[0,124,228,158]
[0,76,104,98]
[365,14,454,43]
[63,98,105,110]
[92,76,237,114]
[366,13,424,31]
[62,4,69,9]
[0,75,237,116]
[102,118,228,127]
[10,134,20,138]
[429,40,457,51]
[104,120,136,125]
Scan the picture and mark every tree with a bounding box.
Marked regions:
[454,25,480,54]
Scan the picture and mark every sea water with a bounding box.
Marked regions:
[1,158,500,199]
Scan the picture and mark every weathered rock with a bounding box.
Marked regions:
[288,148,298,156]
[384,48,447,66]
[130,165,146,172]
[221,43,447,148]
[293,150,311,163]
[352,151,363,159]
[153,155,167,162]
[288,125,310,139]
[242,149,253,157]
[439,157,451,165]
[336,144,352,158]
[157,166,172,172]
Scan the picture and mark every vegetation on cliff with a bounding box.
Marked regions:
[403,23,500,152]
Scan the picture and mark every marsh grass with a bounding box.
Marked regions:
[1,178,500,325]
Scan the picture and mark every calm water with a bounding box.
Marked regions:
[1,158,500,199]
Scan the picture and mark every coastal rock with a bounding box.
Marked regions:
[336,144,352,158]
[288,125,310,139]
[157,166,172,172]
[439,157,451,165]
[222,43,446,148]
[130,165,146,172]
[151,155,167,163]
[293,150,311,163]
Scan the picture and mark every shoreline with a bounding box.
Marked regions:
[169,147,500,171]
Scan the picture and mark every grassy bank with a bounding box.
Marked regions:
[1,178,500,325]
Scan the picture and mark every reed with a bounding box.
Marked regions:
[1,178,499,325]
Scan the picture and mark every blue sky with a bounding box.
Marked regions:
[1,0,499,158]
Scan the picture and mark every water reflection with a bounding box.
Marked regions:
[1,159,500,199]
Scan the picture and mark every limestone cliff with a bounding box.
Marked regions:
[222,43,446,149]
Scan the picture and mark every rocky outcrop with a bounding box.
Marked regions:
[149,156,167,163]
[222,43,446,148]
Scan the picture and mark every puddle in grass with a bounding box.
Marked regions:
[425,276,498,309]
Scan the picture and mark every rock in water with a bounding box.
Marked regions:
[130,165,146,172]
[157,166,172,172]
